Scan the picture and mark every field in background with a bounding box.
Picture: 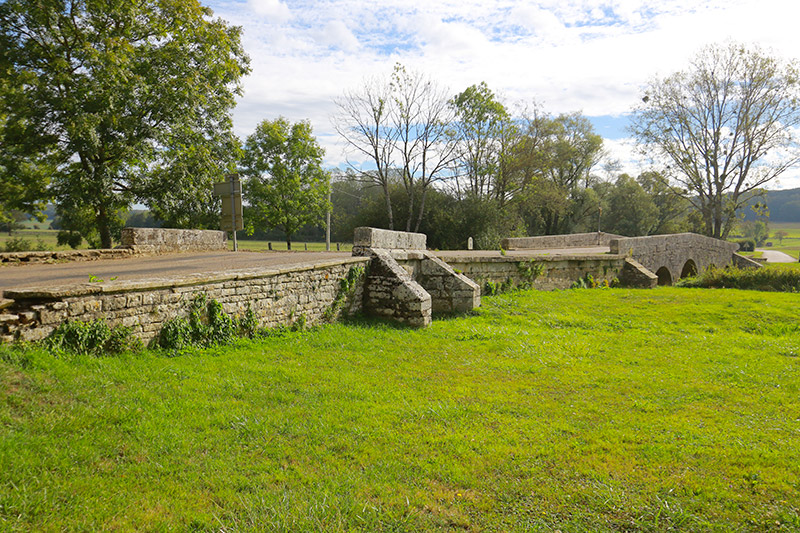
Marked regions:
[765,222,800,259]
[0,229,350,253]
[2,288,799,531]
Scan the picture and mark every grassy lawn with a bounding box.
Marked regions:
[2,288,799,531]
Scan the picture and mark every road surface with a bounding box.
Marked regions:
[0,251,351,296]
[0,247,615,297]
[756,249,797,263]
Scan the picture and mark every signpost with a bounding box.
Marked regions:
[213,173,243,251]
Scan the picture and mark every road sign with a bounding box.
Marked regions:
[220,195,243,231]
[213,180,241,196]
[213,174,244,250]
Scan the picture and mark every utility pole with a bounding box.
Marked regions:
[325,185,331,251]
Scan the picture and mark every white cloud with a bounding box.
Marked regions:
[208,0,800,189]
[246,0,291,22]
[315,20,360,52]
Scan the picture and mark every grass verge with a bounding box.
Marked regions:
[1,288,799,531]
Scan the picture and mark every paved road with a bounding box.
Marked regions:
[756,249,797,263]
[0,251,351,296]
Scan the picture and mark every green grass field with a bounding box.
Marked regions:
[2,287,799,531]
[765,222,800,259]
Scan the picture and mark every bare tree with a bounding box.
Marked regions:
[630,42,800,239]
[390,65,458,232]
[333,77,398,229]
[333,64,457,233]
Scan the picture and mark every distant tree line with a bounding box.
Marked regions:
[2,0,799,250]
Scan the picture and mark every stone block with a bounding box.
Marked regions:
[353,226,426,250]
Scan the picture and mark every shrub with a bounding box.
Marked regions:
[677,265,800,292]
[57,230,83,249]
[3,237,33,252]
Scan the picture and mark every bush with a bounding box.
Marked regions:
[736,239,756,252]
[1,237,48,252]
[152,293,252,351]
[2,237,32,252]
[57,230,83,249]
[46,319,142,356]
[677,266,800,292]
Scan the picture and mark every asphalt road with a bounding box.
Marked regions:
[0,246,615,298]
[756,249,797,263]
[0,251,351,296]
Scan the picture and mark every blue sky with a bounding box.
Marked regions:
[206,0,800,189]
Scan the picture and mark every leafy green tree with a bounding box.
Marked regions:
[449,82,510,200]
[0,75,54,229]
[242,118,330,250]
[518,113,604,234]
[630,43,800,239]
[601,174,658,236]
[0,0,249,248]
[636,171,689,234]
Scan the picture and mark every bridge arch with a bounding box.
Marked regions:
[680,259,698,278]
[655,266,672,286]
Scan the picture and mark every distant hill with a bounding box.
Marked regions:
[741,188,800,222]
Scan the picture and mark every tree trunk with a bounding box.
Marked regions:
[413,186,429,233]
[383,183,394,230]
[286,235,292,251]
[97,205,113,249]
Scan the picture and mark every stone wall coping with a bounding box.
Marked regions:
[437,253,624,263]
[609,233,738,253]
[4,256,370,300]
[502,232,623,250]
[0,248,136,265]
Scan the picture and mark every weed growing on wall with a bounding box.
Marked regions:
[46,319,143,356]
[153,293,249,351]
[516,260,545,289]
[570,273,618,289]
[323,265,365,321]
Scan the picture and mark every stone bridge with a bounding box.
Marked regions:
[609,233,756,285]
[502,231,759,287]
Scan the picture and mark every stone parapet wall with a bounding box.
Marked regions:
[501,232,622,251]
[0,248,135,265]
[390,251,480,314]
[732,253,765,269]
[440,253,626,291]
[1,257,370,344]
[363,250,431,328]
[121,227,227,254]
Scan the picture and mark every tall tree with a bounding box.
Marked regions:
[600,174,658,236]
[333,64,456,232]
[0,66,54,228]
[333,75,398,229]
[523,113,604,234]
[241,118,330,250]
[630,42,800,239]
[449,82,509,200]
[389,65,458,232]
[0,0,249,248]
